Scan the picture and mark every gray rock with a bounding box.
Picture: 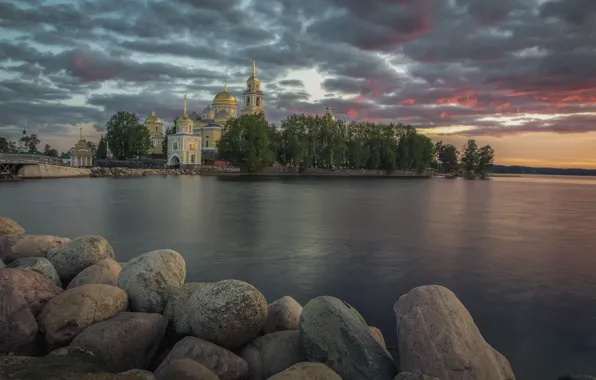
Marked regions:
[0,258,4,269]
[8,257,62,287]
[369,326,386,349]
[121,369,157,380]
[118,249,186,313]
[268,362,342,380]
[69,312,168,372]
[156,358,220,380]
[558,376,596,380]
[264,296,303,334]
[0,268,63,315]
[300,296,396,380]
[163,282,208,335]
[47,235,114,282]
[190,279,267,349]
[395,373,440,380]
[0,286,38,354]
[240,330,304,380]
[0,234,71,264]
[67,258,122,290]
[155,336,248,380]
[0,217,24,236]
[395,285,515,380]
[38,284,128,347]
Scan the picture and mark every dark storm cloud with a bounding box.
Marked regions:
[1,0,596,144]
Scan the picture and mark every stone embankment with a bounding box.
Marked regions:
[0,216,588,379]
[90,167,201,177]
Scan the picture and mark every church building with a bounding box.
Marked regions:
[167,95,201,166]
[144,110,165,155]
[148,58,265,164]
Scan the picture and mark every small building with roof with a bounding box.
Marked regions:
[70,128,94,167]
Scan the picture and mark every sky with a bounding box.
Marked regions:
[0,0,595,168]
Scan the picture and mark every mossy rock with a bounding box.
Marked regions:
[0,354,147,380]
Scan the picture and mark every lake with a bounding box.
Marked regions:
[1,174,595,379]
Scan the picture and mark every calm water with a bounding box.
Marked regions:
[1,175,596,379]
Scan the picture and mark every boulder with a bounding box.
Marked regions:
[395,373,440,380]
[0,268,63,315]
[7,257,62,287]
[0,234,71,264]
[38,284,128,347]
[69,312,168,372]
[268,362,342,380]
[155,336,248,380]
[190,279,267,349]
[0,217,24,236]
[395,285,515,380]
[369,326,386,349]
[300,296,396,380]
[264,296,303,334]
[121,369,157,380]
[0,354,154,380]
[240,330,304,380]
[156,359,220,380]
[0,286,38,354]
[118,249,186,313]
[67,258,122,290]
[163,282,208,335]
[47,235,114,282]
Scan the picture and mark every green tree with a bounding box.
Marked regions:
[43,144,59,157]
[96,135,108,159]
[105,112,149,160]
[0,137,17,153]
[435,141,459,172]
[128,124,151,158]
[20,134,40,153]
[461,139,479,176]
[477,145,495,177]
[218,113,274,172]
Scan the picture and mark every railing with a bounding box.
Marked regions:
[0,153,69,166]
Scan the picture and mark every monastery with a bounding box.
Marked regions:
[144,58,265,166]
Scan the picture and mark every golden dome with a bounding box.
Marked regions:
[144,110,162,124]
[213,84,237,105]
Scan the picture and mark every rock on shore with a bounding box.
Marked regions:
[300,296,397,380]
[189,279,268,350]
[0,235,71,264]
[395,285,515,380]
[47,235,114,283]
[0,216,549,380]
[0,217,25,236]
[118,249,186,314]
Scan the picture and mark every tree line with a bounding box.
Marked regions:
[218,113,438,173]
[434,140,495,178]
[1,111,496,176]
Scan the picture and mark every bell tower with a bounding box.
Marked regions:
[241,56,264,116]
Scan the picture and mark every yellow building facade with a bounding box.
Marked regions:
[147,58,264,162]
[144,110,165,155]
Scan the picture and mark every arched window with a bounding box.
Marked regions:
[248,84,252,91]
[256,97,260,106]
[246,97,250,106]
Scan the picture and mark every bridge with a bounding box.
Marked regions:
[0,153,69,179]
